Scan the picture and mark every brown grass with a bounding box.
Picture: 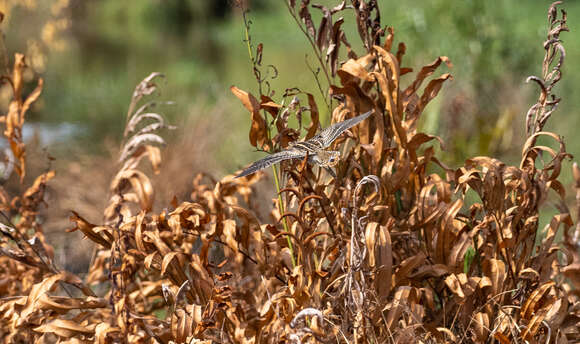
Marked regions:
[0,1,578,343]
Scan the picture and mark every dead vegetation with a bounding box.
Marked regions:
[0,1,579,343]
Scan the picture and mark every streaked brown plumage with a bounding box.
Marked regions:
[235,110,373,178]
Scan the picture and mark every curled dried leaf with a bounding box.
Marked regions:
[290,307,323,329]
[68,211,112,248]
[34,319,95,338]
[127,72,165,119]
[305,93,319,140]
[520,281,555,320]
[483,258,506,298]
[119,133,166,164]
[299,2,316,38]
[231,86,268,148]
[110,169,154,212]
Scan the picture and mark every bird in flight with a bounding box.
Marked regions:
[235,110,373,178]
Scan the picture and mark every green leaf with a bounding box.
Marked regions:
[464,246,476,274]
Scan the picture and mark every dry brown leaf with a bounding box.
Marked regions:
[393,252,425,287]
[408,264,450,280]
[223,219,239,254]
[472,312,490,343]
[36,295,107,311]
[445,273,466,299]
[483,258,506,298]
[68,211,112,248]
[34,319,95,338]
[385,286,418,330]
[21,272,94,320]
[337,57,372,83]
[299,2,316,38]
[520,281,555,320]
[230,86,268,148]
[161,252,181,276]
[305,93,319,140]
[365,221,393,301]
[521,304,553,341]
[110,169,154,212]
[22,170,55,199]
[402,56,451,100]
[435,199,463,264]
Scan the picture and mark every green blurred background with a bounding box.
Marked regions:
[2,0,579,176]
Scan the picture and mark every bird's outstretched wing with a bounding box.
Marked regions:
[235,149,306,178]
[315,110,373,148]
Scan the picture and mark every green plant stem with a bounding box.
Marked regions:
[272,164,296,268]
[244,16,253,65]
[242,7,295,268]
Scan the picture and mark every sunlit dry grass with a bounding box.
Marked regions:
[0,1,578,343]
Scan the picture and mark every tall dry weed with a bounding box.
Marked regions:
[0,1,578,344]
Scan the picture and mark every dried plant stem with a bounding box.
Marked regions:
[574,163,580,243]
[183,231,288,284]
[241,7,295,267]
[524,1,567,140]
[492,213,517,286]
[305,56,331,113]
[272,163,296,268]
[243,11,254,73]
[302,175,336,234]
[284,1,332,105]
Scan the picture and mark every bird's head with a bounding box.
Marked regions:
[317,150,341,167]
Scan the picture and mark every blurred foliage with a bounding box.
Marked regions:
[0,0,578,168]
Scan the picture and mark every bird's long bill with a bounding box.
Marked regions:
[324,166,337,178]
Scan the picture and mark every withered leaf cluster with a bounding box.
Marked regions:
[0,1,579,344]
